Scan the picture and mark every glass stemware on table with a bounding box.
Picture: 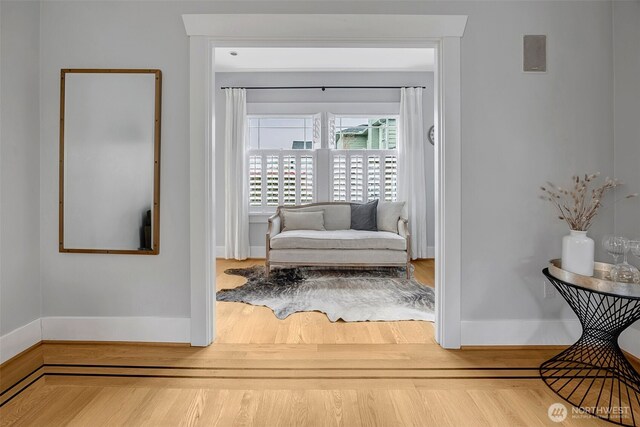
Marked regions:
[602,235,640,284]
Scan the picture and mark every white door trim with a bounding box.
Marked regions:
[188,37,215,346]
[183,14,467,348]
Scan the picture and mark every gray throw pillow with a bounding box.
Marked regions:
[281,210,326,232]
[350,200,378,231]
[377,201,406,233]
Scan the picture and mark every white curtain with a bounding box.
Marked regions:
[398,87,429,259]
[224,88,250,260]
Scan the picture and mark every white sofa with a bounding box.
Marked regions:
[266,202,411,278]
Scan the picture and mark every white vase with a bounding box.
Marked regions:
[562,230,595,276]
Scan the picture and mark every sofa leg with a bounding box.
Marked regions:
[265,262,270,278]
[406,263,411,279]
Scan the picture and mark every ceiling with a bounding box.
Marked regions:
[214,47,435,73]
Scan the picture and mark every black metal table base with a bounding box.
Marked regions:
[541,269,640,426]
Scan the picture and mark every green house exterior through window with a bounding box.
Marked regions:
[335,118,397,150]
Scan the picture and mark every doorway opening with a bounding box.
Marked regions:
[213,47,436,344]
[183,13,466,349]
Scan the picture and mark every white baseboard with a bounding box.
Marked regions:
[420,246,435,259]
[41,316,190,343]
[3,317,638,361]
[216,246,265,259]
[461,319,582,346]
[0,318,42,364]
[620,326,640,358]
[462,319,640,358]
[249,246,266,258]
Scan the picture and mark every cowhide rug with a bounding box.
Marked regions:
[217,266,435,322]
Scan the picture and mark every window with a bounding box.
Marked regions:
[248,117,317,150]
[248,114,398,213]
[330,116,399,203]
[248,116,319,213]
[332,117,397,150]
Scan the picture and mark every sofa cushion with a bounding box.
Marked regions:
[270,229,406,251]
[377,201,406,233]
[281,210,325,232]
[280,204,350,230]
[350,200,378,231]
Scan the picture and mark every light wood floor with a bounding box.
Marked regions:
[1,259,623,426]
[215,259,435,344]
[1,376,610,426]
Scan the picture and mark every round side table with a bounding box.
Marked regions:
[541,268,640,426]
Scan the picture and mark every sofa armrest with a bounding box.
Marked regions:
[399,218,412,274]
[398,218,409,239]
[265,212,281,269]
[267,212,281,239]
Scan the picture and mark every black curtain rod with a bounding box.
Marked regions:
[220,86,426,91]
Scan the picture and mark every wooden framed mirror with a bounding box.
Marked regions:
[59,69,161,254]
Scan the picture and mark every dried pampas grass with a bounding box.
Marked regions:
[540,173,637,231]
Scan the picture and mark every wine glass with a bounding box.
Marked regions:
[609,238,640,284]
[630,240,640,284]
[602,235,625,264]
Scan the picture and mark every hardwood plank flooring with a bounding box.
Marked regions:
[0,344,43,395]
[0,259,620,425]
[0,341,617,426]
[215,258,436,344]
[2,377,608,426]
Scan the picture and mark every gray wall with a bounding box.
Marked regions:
[0,1,42,335]
[38,1,192,318]
[215,71,435,252]
[456,1,614,323]
[0,1,625,338]
[613,0,640,256]
[613,1,640,339]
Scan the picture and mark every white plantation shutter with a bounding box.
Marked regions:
[367,155,381,201]
[332,155,347,201]
[249,151,316,212]
[330,150,397,203]
[384,155,398,201]
[300,155,314,204]
[249,155,262,206]
[327,113,336,149]
[283,155,296,206]
[350,155,364,202]
[313,113,322,148]
[266,155,279,206]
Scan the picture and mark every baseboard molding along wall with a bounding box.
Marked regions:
[41,317,191,343]
[0,318,42,364]
[3,317,637,363]
[216,246,265,259]
[462,319,640,358]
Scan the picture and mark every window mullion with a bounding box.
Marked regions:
[278,152,284,206]
[329,152,334,202]
[313,151,318,202]
[261,152,267,212]
[363,150,369,202]
[382,154,388,201]
[296,152,301,205]
[345,153,351,203]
